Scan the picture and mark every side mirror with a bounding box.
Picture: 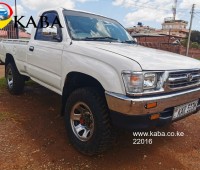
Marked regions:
[42,26,61,41]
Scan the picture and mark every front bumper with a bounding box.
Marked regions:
[106,87,200,129]
[109,111,173,129]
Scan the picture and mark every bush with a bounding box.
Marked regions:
[191,42,200,49]
[181,39,200,49]
[181,39,188,47]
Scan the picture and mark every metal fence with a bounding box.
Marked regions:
[0,22,30,40]
[0,23,17,40]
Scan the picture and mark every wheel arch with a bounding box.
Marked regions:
[5,53,15,77]
[5,53,15,66]
[61,71,106,115]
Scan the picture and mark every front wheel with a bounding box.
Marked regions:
[65,87,114,155]
[5,63,25,95]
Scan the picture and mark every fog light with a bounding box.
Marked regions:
[145,102,157,109]
[150,113,160,120]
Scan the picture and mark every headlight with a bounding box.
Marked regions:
[143,73,157,90]
[122,71,164,94]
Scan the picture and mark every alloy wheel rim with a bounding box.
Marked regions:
[70,102,94,142]
[6,67,13,89]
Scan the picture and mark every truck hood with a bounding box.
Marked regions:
[84,42,200,71]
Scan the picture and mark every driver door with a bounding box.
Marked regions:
[27,11,64,91]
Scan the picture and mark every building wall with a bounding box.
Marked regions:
[162,22,187,30]
[136,36,174,43]
[139,42,200,59]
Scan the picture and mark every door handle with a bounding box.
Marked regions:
[29,46,34,52]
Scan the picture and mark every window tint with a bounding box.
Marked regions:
[35,11,62,42]
[63,10,133,43]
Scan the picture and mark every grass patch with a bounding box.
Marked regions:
[0,112,25,122]
[0,78,36,89]
[0,112,12,121]
[0,77,6,89]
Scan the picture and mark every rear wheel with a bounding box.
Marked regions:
[65,87,114,155]
[5,63,25,95]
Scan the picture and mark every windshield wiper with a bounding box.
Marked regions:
[83,37,118,41]
[76,37,136,44]
[121,40,137,44]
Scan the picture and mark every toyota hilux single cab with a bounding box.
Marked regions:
[0,8,200,155]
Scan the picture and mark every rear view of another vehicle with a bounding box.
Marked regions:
[0,7,8,20]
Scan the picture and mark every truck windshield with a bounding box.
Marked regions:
[63,10,135,44]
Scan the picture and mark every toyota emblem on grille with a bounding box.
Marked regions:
[187,73,193,82]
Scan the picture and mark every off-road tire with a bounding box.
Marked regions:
[65,87,114,155]
[5,63,25,95]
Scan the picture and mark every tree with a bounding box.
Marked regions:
[191,30,200,44]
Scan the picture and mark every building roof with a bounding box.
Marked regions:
[0,30,30,39]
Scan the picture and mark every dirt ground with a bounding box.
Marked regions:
[0,65,200,170]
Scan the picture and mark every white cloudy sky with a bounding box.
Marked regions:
[2,0,200,32]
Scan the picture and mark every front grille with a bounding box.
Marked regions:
[167,70,200,90]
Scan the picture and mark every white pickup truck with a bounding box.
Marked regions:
[0,8,200,155]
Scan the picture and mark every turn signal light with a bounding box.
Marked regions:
[130,75,140,82]
[150,113,160,120]
[145,102,157,109]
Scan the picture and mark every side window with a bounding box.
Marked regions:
[35,11,62,42]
